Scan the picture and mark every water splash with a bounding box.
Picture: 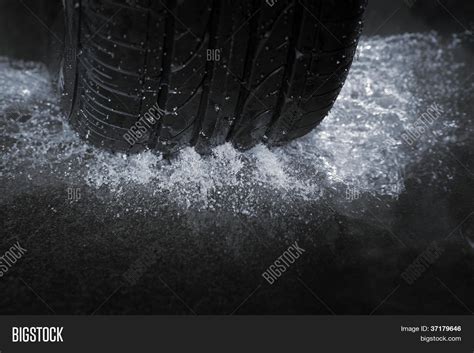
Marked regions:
[1,33,471,213]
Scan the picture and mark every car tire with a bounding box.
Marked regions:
[60,0,366,154]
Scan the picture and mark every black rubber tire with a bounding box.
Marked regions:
[61,0,366,154]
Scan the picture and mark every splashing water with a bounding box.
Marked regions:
[1,33,472,214]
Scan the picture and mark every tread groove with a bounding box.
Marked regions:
[149,0,177,148]
[226,0,261,141]
[191,0,221,147]
[266,0,305,139]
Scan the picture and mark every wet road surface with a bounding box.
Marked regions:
[1,32,473,314]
